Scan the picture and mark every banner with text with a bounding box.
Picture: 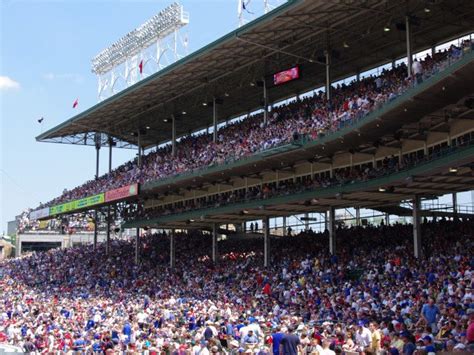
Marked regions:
[29,207,50,220]
[49,193,105,216]
[105,183,139,202]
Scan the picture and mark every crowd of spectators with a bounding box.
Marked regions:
[1,219,473,353]
[16,209,95,235]
[128,134,474,222]
[34,42,472,211]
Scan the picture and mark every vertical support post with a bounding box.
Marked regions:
[172,114,176,157]
[325,30,331,101]
[385,213,390,226]
[94,143,100,250]
[263,78,268,125]
[106,137,113,255]
[213,97,218,143]
[16,234,21,257]
[325,49,331,100]
[135,227,140,264]
[263,216,270,267]
[304,213,309,230]
[137,130,142,168]
[212,223,218,263]
[282,216,287,236]
[406,15,413,79]
[452,193,457,216]
[356,207,361,226]
[356,71,360,82]
[324,211,328,231]
[413,195,421,258]
[170,229,175,268]
[328,207,336,255]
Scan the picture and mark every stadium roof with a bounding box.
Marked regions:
[37,0,474,149]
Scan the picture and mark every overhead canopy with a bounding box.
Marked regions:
[37,0,474,149]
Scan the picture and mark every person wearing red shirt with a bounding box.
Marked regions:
[467,309,474,344]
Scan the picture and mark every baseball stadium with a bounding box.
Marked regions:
[2,0,474,353]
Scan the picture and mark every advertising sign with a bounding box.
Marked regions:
[105,183,139,202]
[273,66,300,85]
[29,207,50,220]
[49,193,105,216]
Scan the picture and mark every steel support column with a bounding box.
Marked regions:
[413,195,421,258]
[356,207,361,226]
[263,78,268,125]
[93,143,100,250]
[135,228,140,264]
[137,130,142,168]
[213,97,218,143]
[106,138,113,255]
[385,213,390,226]
[452,193,457,215]
[263,216,270,267]
[328,207,336,255]
[172,115,176,157]
[170,229,176,268]
[212,223,218,263]
[325,50,331,100]
[406,15,413,79]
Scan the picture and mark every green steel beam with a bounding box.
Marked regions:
[123,144,474,228]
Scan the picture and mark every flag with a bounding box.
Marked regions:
[243,0,254,14]
[139,60,143,74]
[37,117,44,124]
[72,98,79,108]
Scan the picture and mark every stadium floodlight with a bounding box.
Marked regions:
[91,2,189,75]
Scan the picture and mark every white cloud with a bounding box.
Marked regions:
[0,76,20,91]
[42,72,84,84]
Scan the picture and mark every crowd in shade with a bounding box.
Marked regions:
[127,134,474,222]
[1,219,473,353]
[16,209,96,234]
[34,42,472,210]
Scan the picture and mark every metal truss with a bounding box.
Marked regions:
[38,132,136,149]
[95,4,190,102]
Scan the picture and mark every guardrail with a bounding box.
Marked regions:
[124,139,474,227]
[143,46,474,191]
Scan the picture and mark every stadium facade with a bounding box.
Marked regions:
[21,0,474,264]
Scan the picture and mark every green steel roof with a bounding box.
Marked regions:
[36,0,474,149]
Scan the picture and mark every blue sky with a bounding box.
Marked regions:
[0,0,264,232]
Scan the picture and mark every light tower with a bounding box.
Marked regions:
[238,0,286,27]
[92,2,190,102]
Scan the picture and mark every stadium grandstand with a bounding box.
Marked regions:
[3,0,474,353]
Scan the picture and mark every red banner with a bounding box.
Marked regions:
[105,183,138,202]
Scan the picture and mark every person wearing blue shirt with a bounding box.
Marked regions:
[421,298,440,332]
[122,322,132,343]
[401,332,416,355]
[271,327,284,355]
[243,330,259,345]
[422,336,436,353]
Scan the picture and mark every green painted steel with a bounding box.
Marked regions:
[123,144,474,228]
[139,51,474,192]
[36,0,300,142]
